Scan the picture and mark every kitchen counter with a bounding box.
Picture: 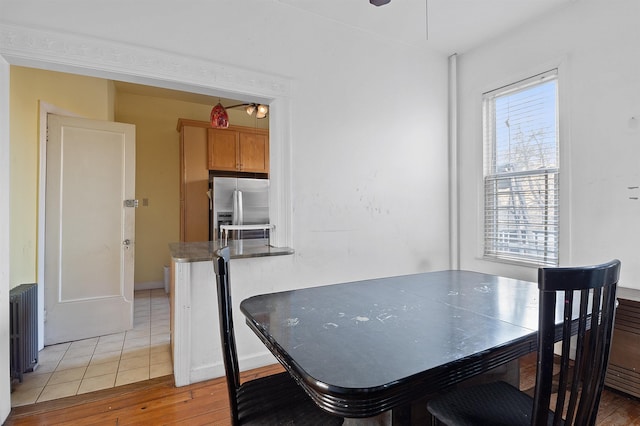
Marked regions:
[169,239,294,263]
[169,238,293,387]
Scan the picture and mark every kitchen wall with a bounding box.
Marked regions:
[9,66,114,288]
[457,0,640,288]
[115,90,269,285]
[115,91,184,285]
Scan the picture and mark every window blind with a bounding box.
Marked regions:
[483,70,559,266]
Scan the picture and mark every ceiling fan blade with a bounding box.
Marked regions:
[370,0,391,6]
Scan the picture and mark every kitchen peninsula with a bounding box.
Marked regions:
[169,239,293,386]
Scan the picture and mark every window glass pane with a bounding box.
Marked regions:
[493,79,557,174]
[484,172,559,265]
[483,71,559,266]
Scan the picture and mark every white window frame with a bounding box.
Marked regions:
[482,69,559,267]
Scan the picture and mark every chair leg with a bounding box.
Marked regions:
[392,405,411,424]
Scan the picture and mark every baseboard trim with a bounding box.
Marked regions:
[187,352,277,386]
[134,281,164,291]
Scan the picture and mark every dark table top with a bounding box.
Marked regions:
[240,270,541,418]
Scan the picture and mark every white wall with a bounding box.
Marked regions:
[457,0,640,287]
[0,2,449,418]
[0,54,11,423]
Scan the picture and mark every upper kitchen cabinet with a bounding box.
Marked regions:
[208,126,269,174]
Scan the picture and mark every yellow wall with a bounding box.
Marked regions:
[9,66,113,288]
[115,93,268,283]
[115,94,201,283]
[10,65,270,286]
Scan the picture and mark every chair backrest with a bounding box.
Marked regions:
[533,259,620,426]
[213,246,241,424]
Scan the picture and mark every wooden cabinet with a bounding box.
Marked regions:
[207,129,238,172]
[178,119,210,242]
[177,119,269,242]
[208,126,269,173]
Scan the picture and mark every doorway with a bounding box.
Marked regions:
[11,69,270,405]
[0,23,292,415]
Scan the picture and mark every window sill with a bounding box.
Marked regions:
[481,255,556,269]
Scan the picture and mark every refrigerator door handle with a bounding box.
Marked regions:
[232,190,244,225]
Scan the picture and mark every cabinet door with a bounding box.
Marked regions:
[208,129,239,171]
[181,126,209,242]
[239,132,269,173]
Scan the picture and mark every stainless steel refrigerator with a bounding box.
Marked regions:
[210,176,270,241]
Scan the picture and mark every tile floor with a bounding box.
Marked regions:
[11,289,173,407]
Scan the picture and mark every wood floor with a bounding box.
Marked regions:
[5,353,640,425]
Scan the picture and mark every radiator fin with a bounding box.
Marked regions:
[9,283,39,384]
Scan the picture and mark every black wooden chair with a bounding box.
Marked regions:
[214,246,344,426]
[427,260,621,426]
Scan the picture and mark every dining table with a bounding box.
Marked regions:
[240,270,548,424]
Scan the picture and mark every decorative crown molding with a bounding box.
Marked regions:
[0,22,291,99]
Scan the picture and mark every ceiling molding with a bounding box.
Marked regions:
[0,22,291,100]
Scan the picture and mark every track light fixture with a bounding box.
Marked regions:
[210,102,269,128]
[226,103,269,119]
[370,0,391,6]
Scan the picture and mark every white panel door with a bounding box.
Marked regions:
[45,114,136,345]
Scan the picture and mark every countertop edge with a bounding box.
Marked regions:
[169,240,294,263]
